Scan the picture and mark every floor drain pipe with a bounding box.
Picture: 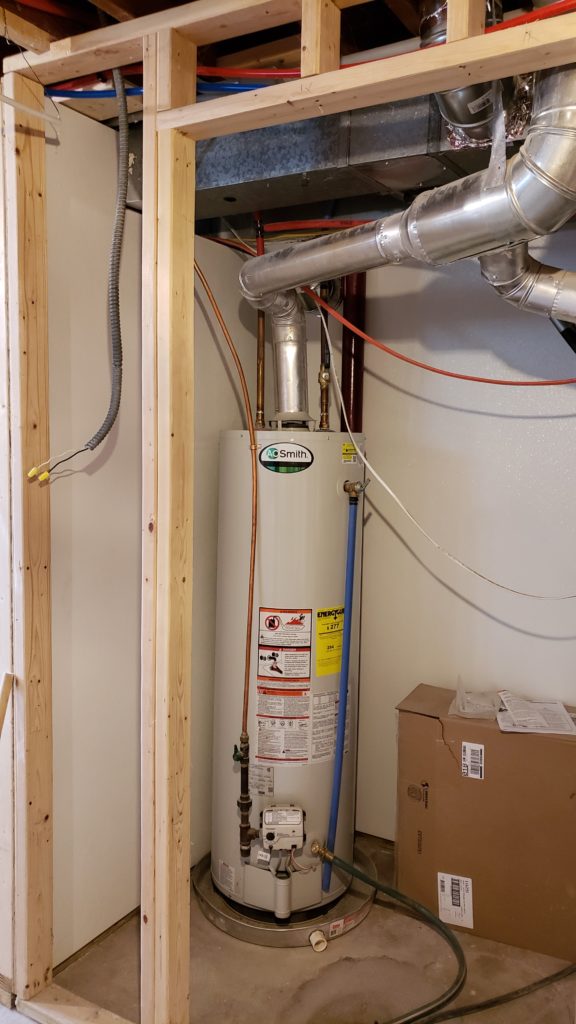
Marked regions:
[322,480,363,892]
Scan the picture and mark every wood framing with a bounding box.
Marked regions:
[301,0,341,77]
[0,9,55,53]
[3,73,53,1000]
[158,12,576,138]
[5,4,576,1024]
[0,675,14,739]
[17,984,133,1024]
[3,0,365,85]
[141,26,196,1024]
[447,0,486,41]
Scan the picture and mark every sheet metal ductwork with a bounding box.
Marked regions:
[420,0,503,144]
[240,64,576,334]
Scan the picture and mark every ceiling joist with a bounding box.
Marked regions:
[0,6,55,51]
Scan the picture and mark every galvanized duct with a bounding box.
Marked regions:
[241,63,576,333]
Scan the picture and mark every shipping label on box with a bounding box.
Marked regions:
[438,873,474,929]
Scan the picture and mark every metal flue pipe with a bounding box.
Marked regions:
[480,243,576,323]
[240,65,576,326]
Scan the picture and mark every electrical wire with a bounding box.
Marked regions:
[289,849,314,873]
[319,308,576,600]
[193,261,257,735]
[85,67,127,451]
[28,68,128,483]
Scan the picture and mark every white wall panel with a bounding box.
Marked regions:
[356,228,576,838]
[47,106,142,965]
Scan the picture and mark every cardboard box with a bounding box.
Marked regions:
[396,684,576,961]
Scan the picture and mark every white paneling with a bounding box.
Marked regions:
[356,227,576,839]
[46,106,141,965]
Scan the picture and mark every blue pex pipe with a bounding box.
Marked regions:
[322,496,359,892]
[46,83,261,99]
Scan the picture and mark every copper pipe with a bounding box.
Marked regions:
[340,273,366,433]
[255,216,266,429]
[319,283,331,431]
[194,261,259,856]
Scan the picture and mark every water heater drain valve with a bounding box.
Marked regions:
[262,805,305,852]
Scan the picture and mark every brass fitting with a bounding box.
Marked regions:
[343,479,368,497]
[310,840,334,862]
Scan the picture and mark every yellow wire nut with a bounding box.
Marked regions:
[27,467,39,479]
[38,471,50,482]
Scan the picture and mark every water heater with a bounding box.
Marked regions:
[211,429,364,918]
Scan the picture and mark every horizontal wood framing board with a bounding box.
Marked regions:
[157,13,576,139]
[3,0,364,85]
[17,984,133,1024]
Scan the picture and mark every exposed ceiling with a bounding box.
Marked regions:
[0,1,419,64]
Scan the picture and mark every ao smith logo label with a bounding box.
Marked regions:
[259,443,314,474]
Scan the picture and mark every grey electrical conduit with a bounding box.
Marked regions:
[240,64,576,327]
[86,66,128,451]
[47,68,128,478]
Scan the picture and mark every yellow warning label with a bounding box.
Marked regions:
[316,606,344,677]
[341,442,357,465]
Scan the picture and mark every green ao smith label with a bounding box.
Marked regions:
[259,442,314,474]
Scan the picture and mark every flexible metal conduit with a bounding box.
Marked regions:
[240,64,576,326]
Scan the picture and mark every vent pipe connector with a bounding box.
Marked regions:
[420,0,503,144]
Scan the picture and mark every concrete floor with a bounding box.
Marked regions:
[53,837,576,1024]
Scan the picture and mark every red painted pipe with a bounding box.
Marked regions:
[15,0,91,20]
[340,274,366,434]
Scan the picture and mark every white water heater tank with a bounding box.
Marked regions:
[211,429,364,917]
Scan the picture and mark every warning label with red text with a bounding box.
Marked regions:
[259,608,312,648]
[256,685,310,763]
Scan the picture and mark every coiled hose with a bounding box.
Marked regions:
[316,845,576,1023]
[314,846,466,1024]
[311,847,463,1024]
[85,67,128,451]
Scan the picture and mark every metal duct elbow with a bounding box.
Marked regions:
[419,0,502,144]
[480,244,576,325]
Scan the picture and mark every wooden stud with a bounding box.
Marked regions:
[0,85,14,997]
[301,0,341,77]
[17,984,133,1024]
[157,13,576,139]
[0,674,14,740]
[447,0,486,42]
[141,28,196,1024]
[140,31,159,1024]
[2,72,52,1001]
